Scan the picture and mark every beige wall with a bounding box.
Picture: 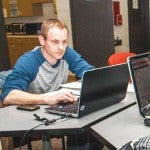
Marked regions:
[56,0,73,47]
[113,0,129,52]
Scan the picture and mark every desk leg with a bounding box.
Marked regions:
[0,141,2,150]
[42,135,52,150]
[67,133,104,150]
[67,134,89,150]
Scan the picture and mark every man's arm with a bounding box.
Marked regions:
[3,89,78,106]
[64,47,95,78]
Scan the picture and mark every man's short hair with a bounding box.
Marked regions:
[40,19,69,39]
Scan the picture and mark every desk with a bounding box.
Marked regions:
[0,93,136,150]
[90,104,150,150]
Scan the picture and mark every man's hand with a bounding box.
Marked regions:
[43,89,78,105]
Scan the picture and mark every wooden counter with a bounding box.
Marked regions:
[7,35,39,67]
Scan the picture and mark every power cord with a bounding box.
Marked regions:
[19,123,44,150]
[19,114,71,150]
[33,113,70,125]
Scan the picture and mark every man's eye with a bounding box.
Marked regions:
[53,40,59,44]
[63,41,67,45]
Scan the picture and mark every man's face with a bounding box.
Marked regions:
[40,26,68,64]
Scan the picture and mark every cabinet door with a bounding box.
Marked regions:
[18,0,43,16]
[32,0,53,3]
[7,37,39,67]
[17,0,33,16]
[4,0,43,17]
[2,0,10,17]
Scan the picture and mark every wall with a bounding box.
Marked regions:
[113,0,129,52]
[56,0,73,47]
[4,1,73,47]
[57,0,130,52]
[4,0,129,53]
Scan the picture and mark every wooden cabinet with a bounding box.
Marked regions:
[68,71,76,83]
[2,0,43,17]
[32,0,52,3]
[16,0,43,17]
[2,0,10,17]
[7,36,40,67]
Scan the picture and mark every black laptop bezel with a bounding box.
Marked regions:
[78,63,130,117]
[127,52,150,118]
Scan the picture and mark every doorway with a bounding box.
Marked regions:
[128,0,150,54]
[70,0,114,67]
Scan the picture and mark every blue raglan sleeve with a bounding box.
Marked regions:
[64,47,95,78]
[0,51,40,101]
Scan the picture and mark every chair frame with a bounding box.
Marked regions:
[108,52,135,65]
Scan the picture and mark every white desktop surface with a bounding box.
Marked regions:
[0,92,136,137]
[90,104,150,149]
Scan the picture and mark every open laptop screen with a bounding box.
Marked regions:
[128,52,150,117]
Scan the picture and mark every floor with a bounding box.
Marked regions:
[14,138,63,150]
[13,138,109,150]
[1,136,109,150]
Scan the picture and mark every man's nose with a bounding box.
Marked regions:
[58,43,64,50]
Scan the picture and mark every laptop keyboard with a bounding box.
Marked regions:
[51,101,78,114]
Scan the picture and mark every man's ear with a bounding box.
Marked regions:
[38,35,45,46]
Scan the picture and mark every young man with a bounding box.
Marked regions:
[0,19,103,150]
[0,19,94,105]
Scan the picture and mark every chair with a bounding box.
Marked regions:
[108,52,135,65]
[108,52,136,83]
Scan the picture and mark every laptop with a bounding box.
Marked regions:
[45,63,130,118]
[128,51,150,118]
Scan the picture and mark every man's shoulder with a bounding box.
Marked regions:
[23,46,42,57]
[65,47,79,57]
[66,46,75,52]
[13,47,45,74]
[17,46,44,64]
